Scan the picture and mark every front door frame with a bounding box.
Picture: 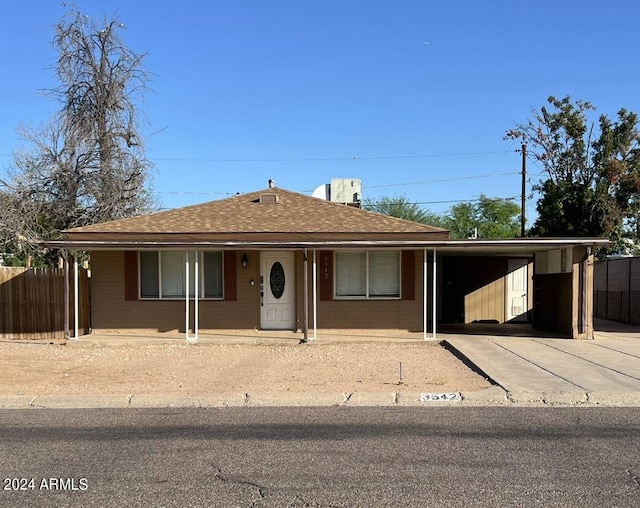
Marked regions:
[260,251,296,330]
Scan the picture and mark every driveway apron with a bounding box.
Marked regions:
[446,326,640,397]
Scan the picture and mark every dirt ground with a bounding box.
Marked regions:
[0,341,491,396]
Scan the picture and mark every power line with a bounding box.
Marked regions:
[377,196,519,206]
[153,190,233,196]
[2,149,519,163]
[152,150,516,163]
[154,171,522,195]
[363,171,520,190]
[155,195,519,212]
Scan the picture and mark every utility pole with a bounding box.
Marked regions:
[521,143,527,237]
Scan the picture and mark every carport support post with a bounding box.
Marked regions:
[424,249,438,341]
[423,248,427,340]
[432,248,437,340]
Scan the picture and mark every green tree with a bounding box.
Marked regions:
[445,195,521,239]
[0,6,155,263]
[363,194,520,238]
[506,95,640,254]
[363,195,445,226]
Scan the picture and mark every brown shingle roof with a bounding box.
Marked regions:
[63,188,449,244]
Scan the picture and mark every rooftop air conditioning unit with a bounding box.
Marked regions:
[330,178,362,205]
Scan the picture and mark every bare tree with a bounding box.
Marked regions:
[51,7,154,220]
[1,6,155,262]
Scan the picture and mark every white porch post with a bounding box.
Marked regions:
[73,254,79,339]
[423,248,428,341]
[185,251,198,344]
[312,249,317,340]
[185,252,190,342]
[63,249,69,340]
[303,248,309,342]
[432,248,437,340]
[194,251,199,342]
[423,248,438,341]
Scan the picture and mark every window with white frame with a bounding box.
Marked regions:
[139,251,223,299]
[335,250,400,298]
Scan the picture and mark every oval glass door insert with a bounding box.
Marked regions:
[270,262,286,299]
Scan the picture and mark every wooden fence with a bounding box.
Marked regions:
[0,266,90,340]
[593,257,640,325]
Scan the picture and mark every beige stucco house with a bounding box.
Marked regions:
[46,186,609,341]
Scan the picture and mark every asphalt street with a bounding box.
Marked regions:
[1,407,640,507]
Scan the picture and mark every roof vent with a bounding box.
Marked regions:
[259,193,279,204]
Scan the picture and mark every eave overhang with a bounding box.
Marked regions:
[42,236,612,255]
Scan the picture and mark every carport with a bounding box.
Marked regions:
[432,238,609,340]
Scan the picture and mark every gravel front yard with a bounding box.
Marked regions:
[1,341,491,396]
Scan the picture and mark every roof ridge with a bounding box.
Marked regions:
[252,187,449,232]
[62,186,449,236]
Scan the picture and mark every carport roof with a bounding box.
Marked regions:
[422,238,611,255]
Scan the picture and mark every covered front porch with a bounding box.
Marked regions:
[59,239,607,343]
[47,187,608,342]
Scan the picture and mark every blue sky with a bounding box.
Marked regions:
[2,1,639,223]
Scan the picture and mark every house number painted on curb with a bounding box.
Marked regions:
[420,392,461,402]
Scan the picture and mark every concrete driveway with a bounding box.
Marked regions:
[444,319,640,405]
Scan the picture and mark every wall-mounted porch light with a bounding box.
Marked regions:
[241,253,249,268]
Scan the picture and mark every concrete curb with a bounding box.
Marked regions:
[0,395,38,409]
[503,390,640,407]
[2,388,640,409]
[0,391,467,409]
[505,391,589,406]
[459,386,509,406]
[130,394,247,408]
[586,391,640,406]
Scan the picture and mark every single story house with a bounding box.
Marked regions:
[45,186,609,341]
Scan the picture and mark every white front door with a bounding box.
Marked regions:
[507,258,528,322]
[260,252,296,330]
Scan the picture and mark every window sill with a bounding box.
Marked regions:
[333,296,401,301]
[138,297,224,301]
